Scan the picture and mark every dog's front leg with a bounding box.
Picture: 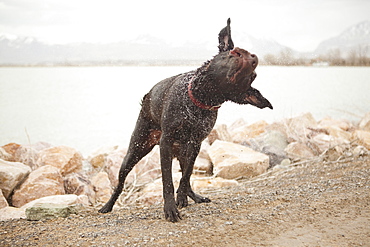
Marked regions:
[160,136,181,222]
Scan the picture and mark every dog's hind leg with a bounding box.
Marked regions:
[176,142,211,208]
[98,114,159,213]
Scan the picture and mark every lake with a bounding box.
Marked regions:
[1,66,369,156]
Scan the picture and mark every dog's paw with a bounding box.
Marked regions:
[187,191,211,204]
[98,204,113,214]
[176,194,189,209]
[190,192,211,204]
[164,201,182,222]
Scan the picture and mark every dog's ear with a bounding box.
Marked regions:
[244,87,273,109]
[218,18,234,53]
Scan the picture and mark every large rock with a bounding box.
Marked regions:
[1,143,21,162]
[193,157,213,175]
[36,146,83,176]
[0,206,26,221]
[324,126,352,142]
[64,173,96,205]
[310,133,348,155]
[88,145,121,170]
[353,130,370,150]
[0,159,31,198]
[0,189,8,209]
[104,149,126,187]
[359,112,370,131]
[208,140,269,179]
[283,113,318,142]
[318,117,351,131]
[230,120,269,144]
[285,142,315,161]
[12,165,65,207]
[0,147,11,161]
[191,177,239,191]
[91,171,113,203]
[245,130,289,168]
[14,142,52,170]
[104,147,161,188]
[138,172,182,205]
[208,124,232,145]
[25,203,80,221]
[20,194,89,209]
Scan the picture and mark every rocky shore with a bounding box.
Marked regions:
[1,112,369,222]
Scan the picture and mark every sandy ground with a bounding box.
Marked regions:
[0,156,369,247]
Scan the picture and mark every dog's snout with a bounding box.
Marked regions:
[249,54,258,67]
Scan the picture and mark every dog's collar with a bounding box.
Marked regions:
[187,80,221,111]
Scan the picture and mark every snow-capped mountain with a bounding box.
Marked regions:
[315,20,370,56]
[0,33,289,66]
[1,20,369,66]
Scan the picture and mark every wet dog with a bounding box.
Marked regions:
[99,19,272,222]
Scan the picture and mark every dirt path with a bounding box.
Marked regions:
[1,156,369,247]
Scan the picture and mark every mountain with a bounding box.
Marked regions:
[315,20,370,56]
[0,33,289,66]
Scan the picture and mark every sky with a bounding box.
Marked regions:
[0,0,369,52]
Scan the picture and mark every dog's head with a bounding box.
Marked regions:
[206,47,273,109]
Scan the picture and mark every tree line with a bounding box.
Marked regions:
[263,46,370,66]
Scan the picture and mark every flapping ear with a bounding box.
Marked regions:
[244,87,273,109]
[218,18,234,53]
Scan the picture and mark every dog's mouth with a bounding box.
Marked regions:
[229,48,258,83]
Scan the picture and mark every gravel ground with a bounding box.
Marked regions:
[1,156,369,247]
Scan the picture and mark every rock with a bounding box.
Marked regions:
[193,157,213,175]
[0,189,9,209]
[36,146,83,176]
[208,140,269,179]
[88,145,121,170]
[91,171,113,203]
[318,117,351,131]
[353,130,370,150]
[208,124,232,144]
[353,145,369,156]
[272,159,292,171]
[138,172,182,205]
[245,130,289,168]
[310,133,349,155]
[14,142,52,170]
[0,159,31,198]
[104,149,126,187]
[230,120,268,144]
[191,177,239,191]
[0,147,12,161]
[1,143,22,162]
[64,173,96,205]
[138,178,163,205]
[285,142,315,161]
[20,194,89,209]
[89,154,106,170]
[324,126,352,142]
[359,112,370,131]
[283,113,318,142]
[25,203,80,221]
[104,147,161,188]
[12,165,65,207]
[0,206,26,221]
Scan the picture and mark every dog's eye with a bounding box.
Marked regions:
[237,52,242,58]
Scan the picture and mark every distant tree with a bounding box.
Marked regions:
[263,53,278,65]
[326,49,345,66]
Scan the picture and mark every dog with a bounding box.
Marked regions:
[99,18,273,222]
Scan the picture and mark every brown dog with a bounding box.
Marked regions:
[99,19,272,222]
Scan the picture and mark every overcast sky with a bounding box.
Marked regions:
[0,0,369,52]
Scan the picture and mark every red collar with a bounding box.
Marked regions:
[187,81,221,111]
